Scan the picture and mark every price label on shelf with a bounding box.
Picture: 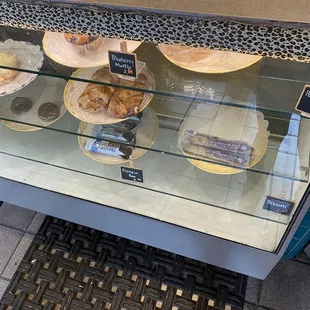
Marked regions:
[296,84,310,117]
[263,196,294,215]
[108,50,137,78]
[120,166,144,183]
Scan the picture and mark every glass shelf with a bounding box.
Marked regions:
[0,120,306,228]
[0,24,309,253]
[0,26,309,117]
[0,72,308,183]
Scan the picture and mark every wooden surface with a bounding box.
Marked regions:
[64,0,310,24]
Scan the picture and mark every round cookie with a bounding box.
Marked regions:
[10,97,33,115]
[38,102,60,122]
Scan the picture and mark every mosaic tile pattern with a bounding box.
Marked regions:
[1,1,310,62]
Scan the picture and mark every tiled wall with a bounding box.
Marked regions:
[284,208,310,258]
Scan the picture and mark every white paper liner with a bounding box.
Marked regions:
[0,39,44,96]
[158,44,262,74]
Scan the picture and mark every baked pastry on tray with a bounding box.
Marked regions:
[0,52,20,85]
[107,74,147,118]
[64,34,103,54]
[77,68,147,118]
[107,93,143,118]
[78,68,117,113]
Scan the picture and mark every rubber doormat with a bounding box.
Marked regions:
[0,217,247,310]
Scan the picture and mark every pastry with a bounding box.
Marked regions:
[182,142,251,167]
[78,68,117,113]
[107,95,143,118]
[64,34,103,54]
[185,131,254,156]
[10,97,33,115]
[109,119,140,131]
[84,139,133,159]
[96,127,136,144]
[77,69,147,118]
[0,52,19,85]
[180,130,252,167]
[78,84,115,112]
[107,74,147,118]
[38,102,60,122]
[160,44,214,63]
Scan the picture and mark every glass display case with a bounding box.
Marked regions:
[1,0,310,279]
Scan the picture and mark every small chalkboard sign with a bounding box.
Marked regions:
[121,166,144,183]
[296,84,310,116]
[263,196,294,215]
[108,51,137,78]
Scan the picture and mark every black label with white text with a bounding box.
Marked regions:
[109,51,137,78]
[263,196,294,215]
[121,166,143,183]
[296,85,310,114]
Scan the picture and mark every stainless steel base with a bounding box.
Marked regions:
[0,177,283,279]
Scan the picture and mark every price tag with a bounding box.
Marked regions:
[108,50,137,78]
[120,166,144,183]
[296,84,310,117]
[263,196,294,215]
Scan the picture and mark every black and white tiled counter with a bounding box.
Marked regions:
[1,0,310,62]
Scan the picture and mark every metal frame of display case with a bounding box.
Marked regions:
[1,176,309,279]
[1,0,310,280]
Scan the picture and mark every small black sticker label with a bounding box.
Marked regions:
[296,84,310,114]
[263,196,294,215]
[108,51,137,78]
[121,166,143,183]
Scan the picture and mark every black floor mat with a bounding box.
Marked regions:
[0,216,247,309]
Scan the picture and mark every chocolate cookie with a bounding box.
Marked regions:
[38,102,60,122]
[10,97,33,115]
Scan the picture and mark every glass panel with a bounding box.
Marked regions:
[0,124,307,253]
[0,24,309,253]
[0,74,307,183]
[0,26,309,115]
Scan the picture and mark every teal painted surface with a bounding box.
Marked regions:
[284,208,310,258]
